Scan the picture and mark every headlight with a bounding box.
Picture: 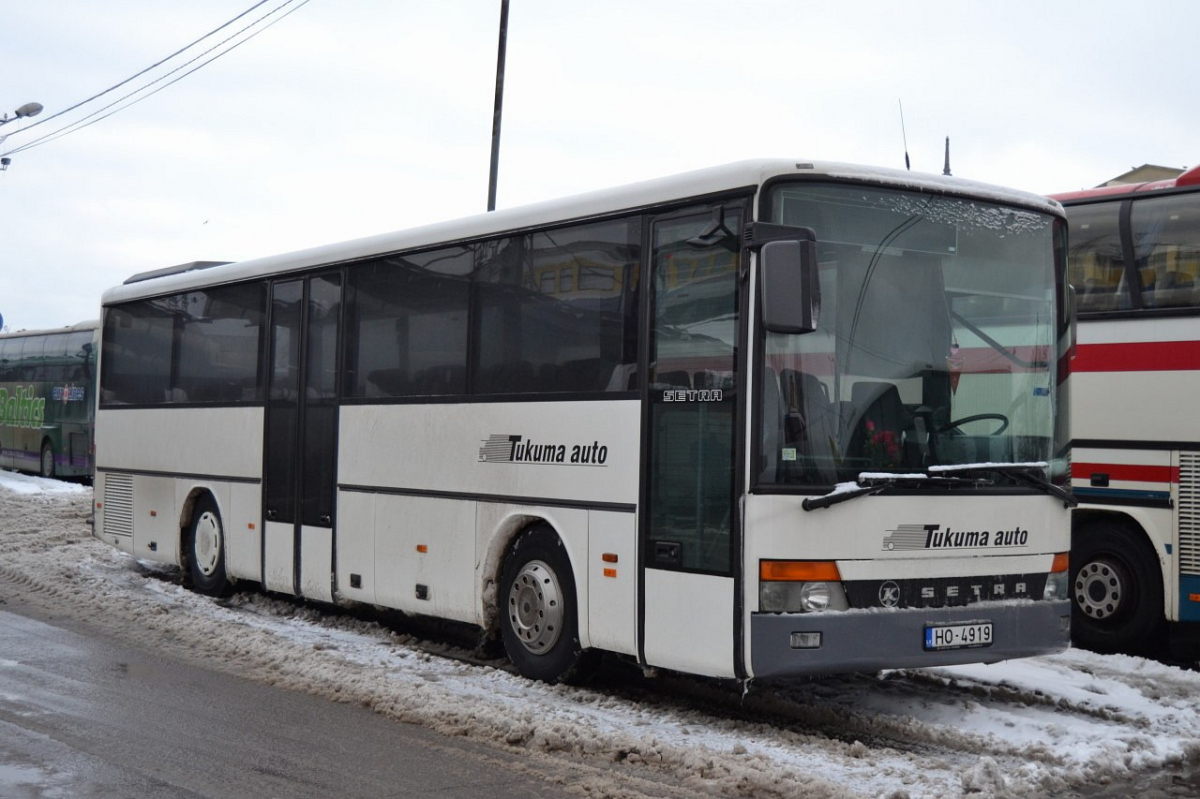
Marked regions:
[1044,569,1069,600]
[799,581,832,611]
[760,580,849,613]
[759,560,850,613]
[1044,551,1070,600]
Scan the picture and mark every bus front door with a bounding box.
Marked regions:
[640,203,743,678]
[262,273,341,601]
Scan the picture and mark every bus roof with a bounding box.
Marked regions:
[0,319,99,339]
[1052,162,1200,203]
[103,159,1063,305]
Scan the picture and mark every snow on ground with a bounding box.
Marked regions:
[2,471,1199,798]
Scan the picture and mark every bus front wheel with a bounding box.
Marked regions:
[187,496,231,597]
[499,525,596,684]
[39,441,55,479]
[1070,520,1165,655]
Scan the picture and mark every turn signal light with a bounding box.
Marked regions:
[760,560,841,582]
[1050,552,1069,573]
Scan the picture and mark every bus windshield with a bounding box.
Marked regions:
[758,183,1066,487]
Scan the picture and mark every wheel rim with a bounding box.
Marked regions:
[1074,557,1127,621]
[506,559,563,654]
[41,447,53,477]
[193,511,222,577]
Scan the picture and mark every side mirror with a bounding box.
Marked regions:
[760,237,820,334]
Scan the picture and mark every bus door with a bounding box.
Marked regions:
[263,273,341,601]
[641,202,744,678]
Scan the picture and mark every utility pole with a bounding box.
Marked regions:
[487,0,509,212]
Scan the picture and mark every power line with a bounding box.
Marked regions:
[15,1,272,136]
[2,0,311,157]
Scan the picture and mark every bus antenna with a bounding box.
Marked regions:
[898,100,911,170]
[943,136,952,176]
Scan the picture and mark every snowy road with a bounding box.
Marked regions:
[0,600,568,798]
[2,471,1199,798]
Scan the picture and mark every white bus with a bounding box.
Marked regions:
[1054,166,1200,656]
[93,160,1074,683]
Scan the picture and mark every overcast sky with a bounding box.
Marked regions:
[1,0,1196,332]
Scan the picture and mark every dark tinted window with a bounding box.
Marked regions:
[0,339,13,381]
[19,336,47,382]
[476,218,640,394]
[1066,201,1128,313]
[64,330,96,383]
[344,246,472,398]
[1132,193,1200,309]
[101,282,265,405]
[175,283,265,402]
[41,334,70,382]
[646,203,742,574]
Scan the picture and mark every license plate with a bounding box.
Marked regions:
[924,621,993,650]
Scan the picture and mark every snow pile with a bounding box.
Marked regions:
[1,470,1198,798]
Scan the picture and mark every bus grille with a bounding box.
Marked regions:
[1179,452,1200,576]
[103,473,134,538]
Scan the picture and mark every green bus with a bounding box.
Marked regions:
[0,321,99,479]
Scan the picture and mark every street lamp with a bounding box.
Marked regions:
[0,101,43,171]
[0,102,44,127]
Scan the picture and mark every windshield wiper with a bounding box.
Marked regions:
[801,472,987,511]
[928,463,1078,508]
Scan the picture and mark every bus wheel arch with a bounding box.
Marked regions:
[1070,511,1165,655]
[182,490,231,597]
[496,522,597,684]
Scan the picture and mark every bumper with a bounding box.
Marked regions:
[750,599,1071,678]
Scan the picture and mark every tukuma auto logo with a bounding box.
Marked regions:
[478,434,609,466]
[882,523,1030,552]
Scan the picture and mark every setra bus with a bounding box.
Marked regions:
[0,320,99,479]
[92,160,1074,682]
[1054,165,1200,655]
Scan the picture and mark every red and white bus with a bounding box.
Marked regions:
[1054,166,1200,655]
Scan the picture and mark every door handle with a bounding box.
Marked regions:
[319,514,332,526]
[266,508,278,520]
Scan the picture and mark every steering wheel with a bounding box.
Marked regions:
[936,413,1009,436]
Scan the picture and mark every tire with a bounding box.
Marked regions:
[1070,519,1165,655]
[187,496,231,597]
[39,441,55,479]
[499,525,597,684]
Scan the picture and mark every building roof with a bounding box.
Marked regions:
[1099,164,1185,187]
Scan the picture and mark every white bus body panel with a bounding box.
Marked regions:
[95,407,264,577]
[643,570,735,677]
[745,493,1070,571]
[586,510,638,657]
[96,407,263,478]
[335,400,639,646]
[1073,317,1200,444]
[263,521,293,593]
[373,494,479,623]
[299,525,334,602]
[337,401,639,501]
[1071,316,1195,622]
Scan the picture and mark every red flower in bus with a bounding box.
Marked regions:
[863,420,901,468]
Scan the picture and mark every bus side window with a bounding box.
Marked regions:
[1133,193,1200,310]
[0,339,12,382]
[1067,200,1127,313]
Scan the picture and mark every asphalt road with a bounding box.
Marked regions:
[0,595,566,799]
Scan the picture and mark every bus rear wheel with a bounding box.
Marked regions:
[499,525,596,684]
[39,441,55,479]
[1070,520,1164,655]
[187,496,231,597]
